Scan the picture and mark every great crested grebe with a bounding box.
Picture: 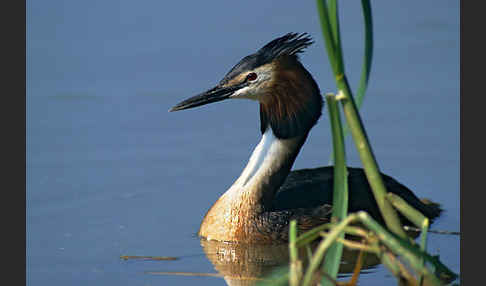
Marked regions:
[170,33,441,243]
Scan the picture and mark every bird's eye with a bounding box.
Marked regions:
[246,72,258,81]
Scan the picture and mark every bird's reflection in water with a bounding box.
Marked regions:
[200,238,381,286]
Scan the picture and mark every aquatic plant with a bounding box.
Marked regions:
[260,1,458,285]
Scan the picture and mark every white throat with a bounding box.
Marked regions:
[217,127,306,214]
[236,129,283,187]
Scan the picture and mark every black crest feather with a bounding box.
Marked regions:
[220,33,313,85]
[256,32,313,65]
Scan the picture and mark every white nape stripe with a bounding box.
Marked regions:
[237,129,285,187]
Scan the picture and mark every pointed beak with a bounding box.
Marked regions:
[169,82,248,112]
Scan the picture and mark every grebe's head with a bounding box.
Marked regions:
[170,33,323,139]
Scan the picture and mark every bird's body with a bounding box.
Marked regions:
[170,33,441,243]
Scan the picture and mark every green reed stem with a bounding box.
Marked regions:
[338,0,374,142]
[302,215,357,286]
[283,211,457,285]
[386,192,429,251]
[327,0,344,74]
[355,211,457,284]
[321,93,348,285]
[380,250,419,284]
[337,86,407,240]
[316,0,341,75]
[289,220,298,262]
[328,0,374,166]
[356,0,373,109]
[387,192,431,284]
[325,94,349,222]
[328,0,373,146]
[288,220,301,286]
[296,223,367,248]
[316,0,405,238]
